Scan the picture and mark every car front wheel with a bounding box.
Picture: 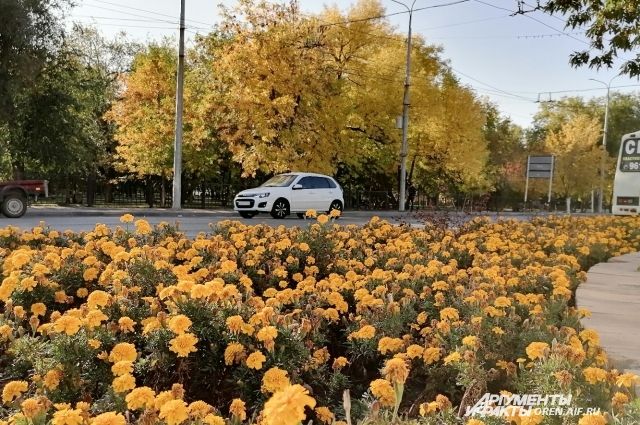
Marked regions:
[270,199,290,219]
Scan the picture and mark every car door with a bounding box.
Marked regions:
[290,176,316,211]
[308,176,332,211]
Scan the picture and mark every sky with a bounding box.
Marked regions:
[66,0,640,128]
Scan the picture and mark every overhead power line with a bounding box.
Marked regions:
[317,0,470,28]
[85,0,213,28]
[473,0,589,46]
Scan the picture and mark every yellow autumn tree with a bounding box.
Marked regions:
[211,0,347,177]
[545,114,602,199]
[107,42,177,178]
[107,41,223,182]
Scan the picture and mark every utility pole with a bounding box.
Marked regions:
[394,0,418,212]
[589,74,619,214]
[172,0,186,210]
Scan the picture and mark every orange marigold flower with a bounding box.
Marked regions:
[262,385,316,425]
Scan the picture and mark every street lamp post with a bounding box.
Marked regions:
[393,0,418,212]
[589,74,619,214]
[172,0,186,210]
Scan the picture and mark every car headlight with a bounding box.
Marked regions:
[258,192,270,198]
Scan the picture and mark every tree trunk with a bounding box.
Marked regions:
[86,172,97,207]
[161,173,166,207]
[145,177,154,207]
[200,179,206,209]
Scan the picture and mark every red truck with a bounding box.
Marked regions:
[0,180,48,218]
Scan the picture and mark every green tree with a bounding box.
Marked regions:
[0,0,69,177]
[543,0,640,77]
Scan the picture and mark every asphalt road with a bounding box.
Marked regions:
[0,208,424,237]
[0,207,574,237]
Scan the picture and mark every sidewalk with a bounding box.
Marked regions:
[577,252,640,376]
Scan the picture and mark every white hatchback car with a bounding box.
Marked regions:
[233,173,344,219]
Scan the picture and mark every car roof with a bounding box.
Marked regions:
[279,172,335,178]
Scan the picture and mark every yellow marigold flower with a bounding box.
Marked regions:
[406,344,424,359]
[224,343,246,365]
[332,356,348,371]
[159,400,189,425]
[377,337,404,355]
[462,336,478,348]
[317,214,329,224]
[383,357,409,384]
[91,412,126,425]
[118,317,136,333]
[120,214,134,223]
[369,379,395,407]
[583,367,608,384]
[422,347,442,365]
[112,373,136,393]
[348,325,376,340]
[246,351,267,370]
[84,309,108,329]
[88,339,101,349]
[262,367,291,394]
[262,384,316,425]
[443,352,461,365]
[52,408,83,425]
[203,414,225,425]
[419,401,438,416]
[0,324,12,340]
[219,260,237,274]
[612,391,629,408]
[87,290,110,309]
[298,242,310,251]
[53,316,82,336]
[83,268,99,282]
[439,307,459,321]
[616,372,638,388]
[492,326,505,335]
[125,386,156,410]
[579,329,599,347]
[466,419,486,425]
[109,343,137,363]
[494,296,511,308]
[257,325,278,351]
[577,413,607,425]
[226,315,245,333]
[2,380,28,403]
[305,209,317,218]
[20,398,43,418]
[315,406,334,424]
[229,398,247,421]
[168,314,192,334]
[525,342,549,361]
[169,333,198,357]
[30,303,46,317]
[188,400,213,418]
[257,325,278,341]
[111,361,133,376]
[44,369,62,390]
[134,219,152,235]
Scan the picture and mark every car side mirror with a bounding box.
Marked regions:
[292,184,303,190]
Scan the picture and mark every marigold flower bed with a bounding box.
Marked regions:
[1,215,639,425]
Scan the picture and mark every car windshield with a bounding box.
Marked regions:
[261,174,297,187]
